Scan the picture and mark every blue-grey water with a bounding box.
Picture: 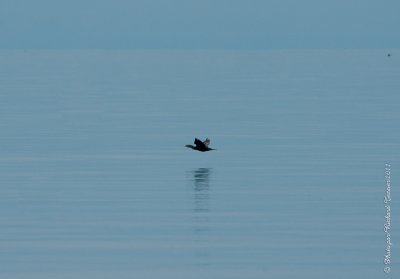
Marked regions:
[0,50,399,278]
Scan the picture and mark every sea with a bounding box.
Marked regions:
[0,49,399,278]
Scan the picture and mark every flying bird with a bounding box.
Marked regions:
[185,138,215,152]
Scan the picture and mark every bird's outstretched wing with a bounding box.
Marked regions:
[203,138,210,147]
[194,138,207,149]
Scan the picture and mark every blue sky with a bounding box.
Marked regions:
[0,0,398,49]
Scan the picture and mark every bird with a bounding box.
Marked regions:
[185,138,215,152]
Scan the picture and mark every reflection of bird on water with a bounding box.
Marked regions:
[185,138,215,152]
[190,168,212,264]
[192,168,211,213]
[193,168,211,191]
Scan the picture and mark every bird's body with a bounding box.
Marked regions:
[185,138,215,152]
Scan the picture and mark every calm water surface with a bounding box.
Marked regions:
[0,50,399,278]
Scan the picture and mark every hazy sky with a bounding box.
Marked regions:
[0,0,398,49]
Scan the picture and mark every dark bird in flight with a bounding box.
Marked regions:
[185,138,215,152]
